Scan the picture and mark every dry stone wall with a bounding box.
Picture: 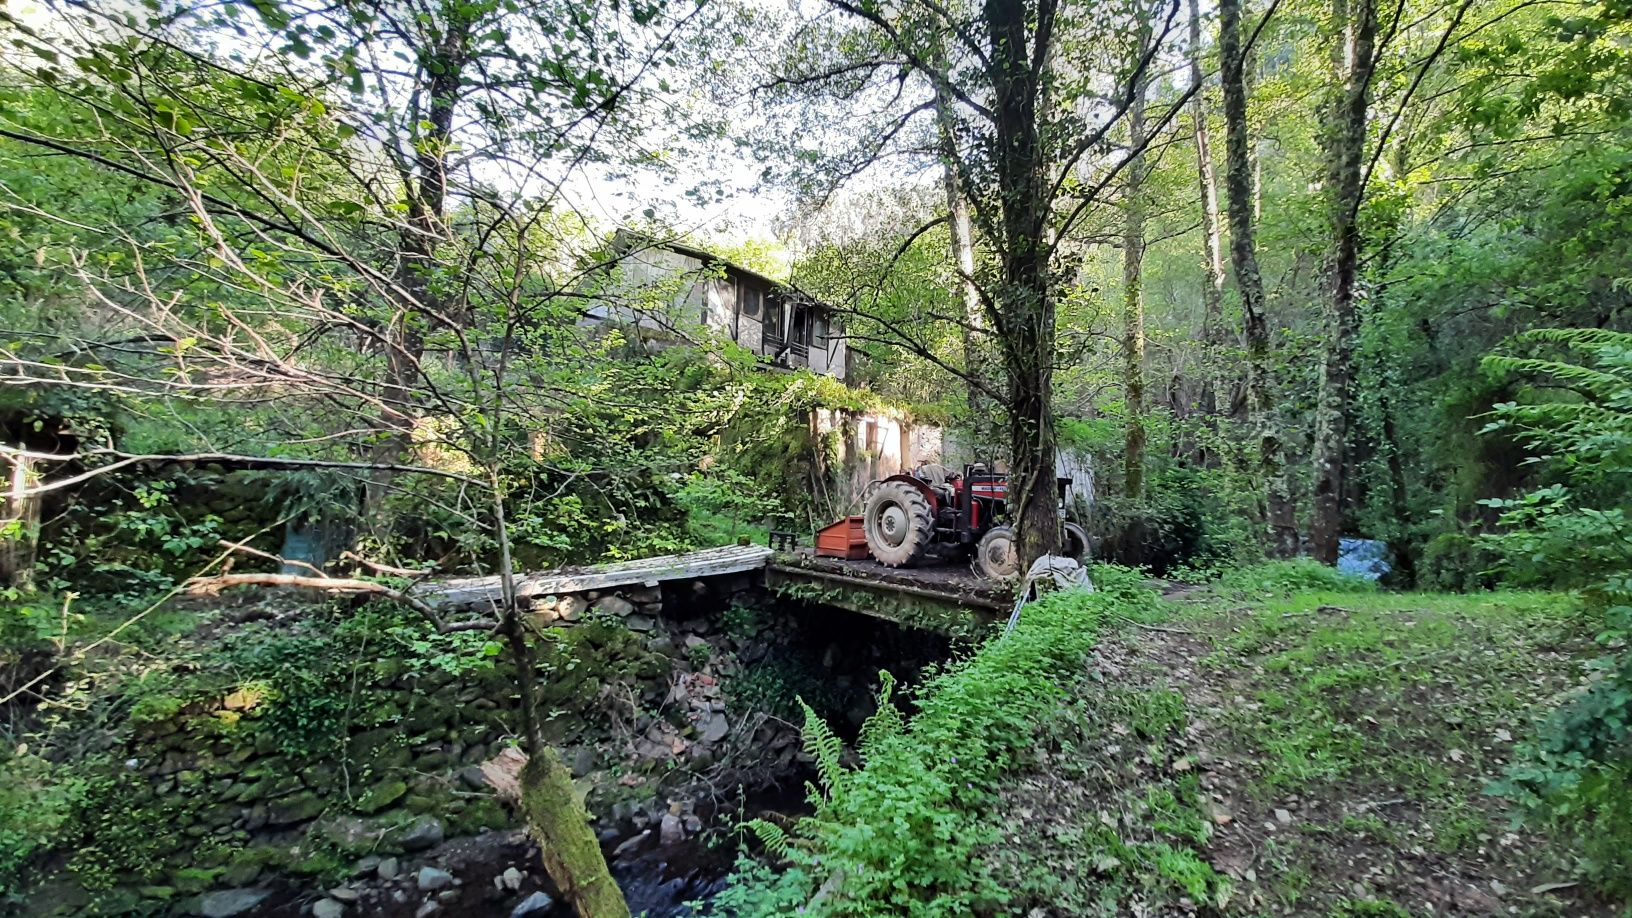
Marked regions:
[21,572,944,917]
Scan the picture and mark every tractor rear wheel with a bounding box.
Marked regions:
[863,480,934,567]
[974,525,1021,579]
[1062,522,1091,562]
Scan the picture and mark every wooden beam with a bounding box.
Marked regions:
[417,544,774,608]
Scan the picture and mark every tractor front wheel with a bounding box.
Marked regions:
[974,525,1021,579]
[863,480,934,567]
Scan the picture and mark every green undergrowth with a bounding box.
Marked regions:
[1192,586,1618,913]
[1209,589,1586,796]
[709,565,1215,917]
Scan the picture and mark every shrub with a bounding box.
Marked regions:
[0,753,87,896]
[1492,642,1632,898]
[1091,467,1260,576]
[1217,559,1376,597]
[1418,533,1501,592]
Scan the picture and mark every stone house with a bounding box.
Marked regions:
[591,234,849,381]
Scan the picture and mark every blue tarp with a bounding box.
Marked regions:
[1336,537,1391,581]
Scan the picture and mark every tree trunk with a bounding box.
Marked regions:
[1,453,38,591]
[936,84,989,437]
[982,0,1060,568]
[477,237,628,918]
[1219,0,1298,556]
[365,27,470,542]
[1188,0,1226,419]
[1309,0,1378,564]
[1122,78,1149,501]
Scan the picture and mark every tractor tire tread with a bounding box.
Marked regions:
[863,481,935,567]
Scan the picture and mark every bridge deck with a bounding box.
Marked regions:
[419,544,774,607]
[765,551,1013,637]
[417,543,1010,637]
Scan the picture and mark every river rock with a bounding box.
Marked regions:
[376,857,401,880]
[328,886,361,903]
[268,792,325,825]
[395,816,445,851]
[416,866,453,892]
[511,891,555,917]
[626,584,662,603]
[612,830,651,858]
[312,898,346,918]
[700,712,730,744]
[557,596,588,621]
[660,813,685,846]
[625,614,656,633]
[414,901,440,918]
[498,867,523,892]
[592,595,635,618]
[200,888,271,917]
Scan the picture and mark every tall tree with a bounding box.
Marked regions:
[1187,0,1227,417]
[763,0,1192,567]
[1122,19,1154,500]
[935,82,988,431]
[1219,0,1297,555]
[1309,0,1379,563]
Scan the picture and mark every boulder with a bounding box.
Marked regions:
[312,898,346,918]
[199,888,271,918]
[659,813,685,847]
[511,891,556,917]
[700,713,730,744]
[416,866,454,892]
[556,595,588,622]
[355,779,408,814]
[592,595,635,618]
[458,766,489,790]
[267,792,325,826]
[612,831,651,858]
[392,816,445,852]
[624,614,656,633]
[376,857,400,880]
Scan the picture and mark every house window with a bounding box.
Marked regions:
[738,278,762,319]
[811,312,828,349]
[764,293,784,341]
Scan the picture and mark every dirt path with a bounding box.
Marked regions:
[1108,587,1610,916]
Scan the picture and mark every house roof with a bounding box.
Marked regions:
[611,230,831,311]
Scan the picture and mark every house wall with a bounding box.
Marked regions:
[594,242,846,381]
[602,247,711,333]
[812,409,943,516]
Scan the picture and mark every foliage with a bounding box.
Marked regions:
[1214,559,1377,597]
[0,752,86,897]
[714,581,1217,916]
[1478,328,1632,897]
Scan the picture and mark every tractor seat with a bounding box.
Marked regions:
[915,463,952,486]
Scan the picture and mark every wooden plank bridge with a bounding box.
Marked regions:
[417,544,1011,637]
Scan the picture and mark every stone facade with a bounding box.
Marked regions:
[20,573,943,916]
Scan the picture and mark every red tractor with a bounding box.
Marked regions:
[860,463,1090,579]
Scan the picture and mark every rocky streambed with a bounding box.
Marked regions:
[15,572,944,916]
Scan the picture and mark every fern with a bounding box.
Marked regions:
[857,670,903,760]
[799,697,846,799]
[744,818,793,860]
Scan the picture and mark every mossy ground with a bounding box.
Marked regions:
[987,583,1622,917]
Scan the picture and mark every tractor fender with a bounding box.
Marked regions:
[874,473,941,510]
